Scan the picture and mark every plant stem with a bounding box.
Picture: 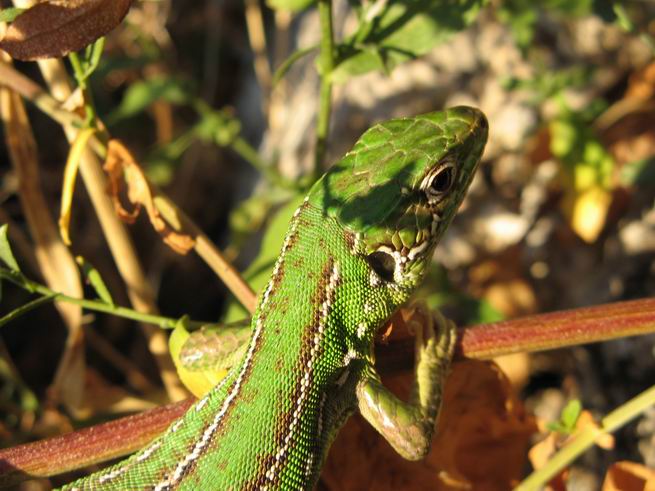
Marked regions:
[1,271,209,331]
[515,384,655,490]
[68,52,97,127]
[0,294,56,328]
[314,0,335,178]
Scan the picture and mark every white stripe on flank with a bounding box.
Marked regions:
[152,203,306,490]
[263,262,340,485]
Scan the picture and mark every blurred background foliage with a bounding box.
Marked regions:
[0,0,654,489]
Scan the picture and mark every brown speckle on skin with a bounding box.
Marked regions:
[343,230,357,252]
[275,357,285,372]
[244,257,338,488]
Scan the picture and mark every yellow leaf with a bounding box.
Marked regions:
[571,185,613,243]
[169,322,227,398]
[59,127,96,245]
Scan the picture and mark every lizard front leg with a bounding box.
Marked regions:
[356,309,456,460]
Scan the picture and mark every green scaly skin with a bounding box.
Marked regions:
[60,106,488,490]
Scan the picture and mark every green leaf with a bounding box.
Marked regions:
[107,76,194,124]
[144,127,197,185]
[560,399,582,431]
[331,0,486,84]
[498,0,595,52]
[0,7,25,23]
[0,225,21,273]
[82,37,106,80]
[418,265,504,325]
[76,256,114,306]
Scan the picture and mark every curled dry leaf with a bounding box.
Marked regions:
[103,139,195,255]
[0,0,133,61]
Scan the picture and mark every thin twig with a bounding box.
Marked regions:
[1,270,211,331]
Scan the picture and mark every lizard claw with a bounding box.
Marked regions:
[414,306,457,371]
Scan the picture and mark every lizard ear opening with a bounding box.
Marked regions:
[366,250,396,283]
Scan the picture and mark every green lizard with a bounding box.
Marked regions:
[60,106,488,490]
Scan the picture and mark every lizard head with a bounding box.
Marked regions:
[315,106,488,292]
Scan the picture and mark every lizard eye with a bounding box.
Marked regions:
[366,250,396,283]
[425,165,455,201]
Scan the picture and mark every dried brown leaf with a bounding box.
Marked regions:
[322,360,537,490]
[603,461,655,491]
[103,139,195,255]
[0,0,133,60]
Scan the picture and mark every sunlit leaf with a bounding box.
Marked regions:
[331,0,485,83]
[571,185,613,243]
[551,106,615,243]
[560,399,582,431]
[76,256,113,305]
[169,319,228,398]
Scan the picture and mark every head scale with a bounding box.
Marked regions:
[312,106,488,290]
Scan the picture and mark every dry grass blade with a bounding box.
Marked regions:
[0,57,85,411]
[0,0,134,60]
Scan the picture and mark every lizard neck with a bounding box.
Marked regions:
[199,197,405,489]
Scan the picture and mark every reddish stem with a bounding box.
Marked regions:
[459,297,655,359]
[0,399,192,488]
